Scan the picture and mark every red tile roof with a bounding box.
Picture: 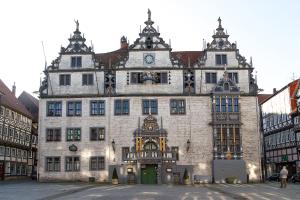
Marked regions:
[95,47,205,68]
[95,47,128,69]
[257,94,272,105]
[18,91,39,122]
[171,51,204,67]
[0,79,32,119]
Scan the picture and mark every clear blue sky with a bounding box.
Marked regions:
[0,0,299,96]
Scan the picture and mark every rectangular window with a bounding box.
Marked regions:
[82,74,94,85]
[221,97,226,112]
[71,56,82,68]
[47,102,62,117]
[65,156,80,171]
[90,100,105,116]
[67,101,82,116]
[90,156,105,170]
[227,97,233,112]
[46,129,61,142]
[205,73,217,83]
[156,72,168,84]
[0,146,4,156]
[66,128,81,141]
[114,99,130,115]
[234,97,239,112]
[59,74,71,86]
[171,147,179,161]
[215,97,220,112]
[228,72,239,83]
[170,99,186,115]
[216,54,227,65]
[90,128,105,141]
[142,99,158,115]
[5,147,10,156]
[131,72,143,84]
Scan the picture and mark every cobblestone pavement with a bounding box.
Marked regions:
[0,180,299,200]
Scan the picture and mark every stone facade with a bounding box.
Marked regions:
[38,11,261,183]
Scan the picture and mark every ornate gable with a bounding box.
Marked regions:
[60,20,93,54]
[129,9,170,50]
[206,17,252,69]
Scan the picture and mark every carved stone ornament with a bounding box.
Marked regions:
[142,115,159,132]
[69,144,78,152]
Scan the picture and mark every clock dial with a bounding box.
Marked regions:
[144,54,155,65]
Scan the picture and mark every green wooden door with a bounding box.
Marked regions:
[141,165,157,184]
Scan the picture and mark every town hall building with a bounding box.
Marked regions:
[38,10,261,184]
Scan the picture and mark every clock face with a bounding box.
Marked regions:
[144,54,155,65]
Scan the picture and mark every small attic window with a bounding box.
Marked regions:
[146,36,153,49]
[71,56,82,68]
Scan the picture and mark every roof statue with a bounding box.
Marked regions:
[148,9,151,21]
[75,19,79,31]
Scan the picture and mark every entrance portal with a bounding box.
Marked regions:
[141,164,157,184]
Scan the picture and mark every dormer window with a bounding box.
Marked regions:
[71,56,82,68]
[216,54,227,65]
[146,36,153,49]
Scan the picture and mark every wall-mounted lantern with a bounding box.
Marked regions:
[186,139,191,152]
[112,139,116,152]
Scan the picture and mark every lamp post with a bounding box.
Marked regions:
[186,139,191,152]
[112,139,116,152]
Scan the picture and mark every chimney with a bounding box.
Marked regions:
[120,36,128,49]
[273,88,276,94]
[12,82,16,96]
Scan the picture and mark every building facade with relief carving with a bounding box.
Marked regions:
[38,10,261,184]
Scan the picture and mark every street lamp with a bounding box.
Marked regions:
[186,139,191,152]
[112,139,116,152]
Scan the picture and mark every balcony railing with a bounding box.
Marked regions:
[122,150,178,162]
[213,112,240,124]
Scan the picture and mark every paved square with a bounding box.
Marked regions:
[0,181,299,200]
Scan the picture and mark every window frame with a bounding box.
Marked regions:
[228,72,239,83]
[205,72,217,84]
[65,156,80,172]
[47,101,62,117]
[90,127,105,141]
[67,101,82,117]
[71,56,82,68]
[130,72,143,84]
[114,99,130,115]
[215,54,227,65]
[46,128,61,142]
[89,156,105,171]
[170,99,186,115]
[82,74,94,86]
[142,99,158,115]
[59,74,71,86]
[90,100,105,116]
[66,128,81,142]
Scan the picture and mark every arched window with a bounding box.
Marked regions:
[144,142,158,150]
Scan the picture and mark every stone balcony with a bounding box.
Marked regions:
[122,150,178,162]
